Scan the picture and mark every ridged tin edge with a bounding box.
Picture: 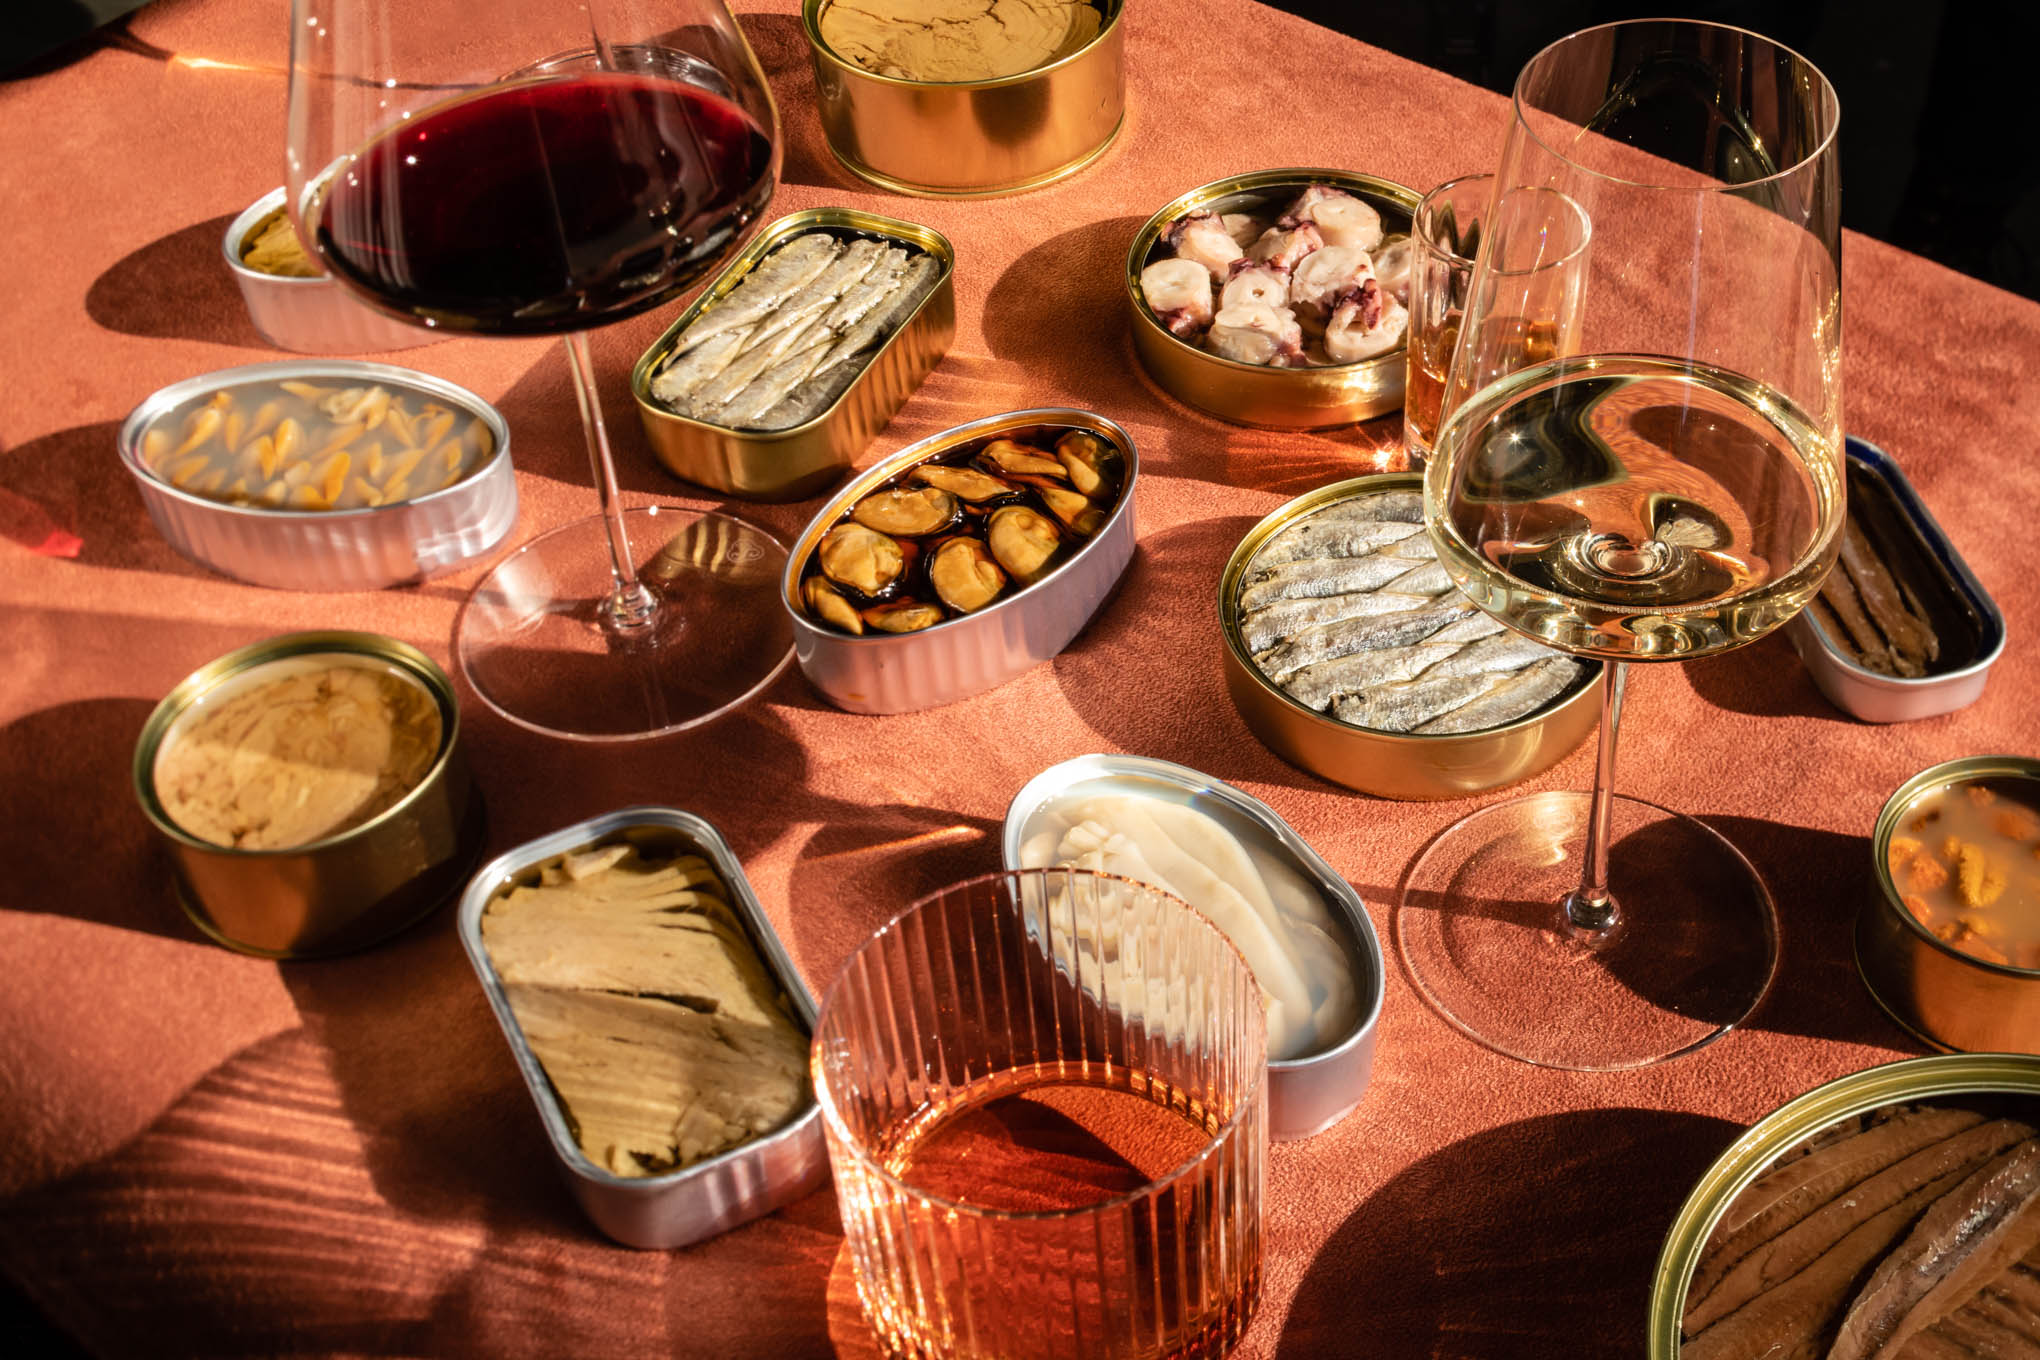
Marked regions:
[1647,1053,2040,1358]
[224,189,443,355]
[120,360,516,591]
[1786,436,2007,722]
[456,806,827,1249]
[998,753,1384,1141]
[781,408,1139,714]
[629,208,956,501]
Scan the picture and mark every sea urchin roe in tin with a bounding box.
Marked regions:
[817,0,1102,82]
[152,654,443,851]
[1889,778,2040,968]
[481,840,811,1177]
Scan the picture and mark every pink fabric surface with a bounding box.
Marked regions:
[4,0,2039,1355]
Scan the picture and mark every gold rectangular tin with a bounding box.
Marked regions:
[1218,473,1602,800]
[800,0,1125,197]
[1128,168,1421,429]
[132,631,484,958]
[1648,1053,2040,1358]
[630,208,956,502]
[1858,755,2040,1054]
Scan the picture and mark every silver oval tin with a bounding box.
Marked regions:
[781,408,1139,714]
[1001,753,1384,1141]
[120,360,516,591]
[225,189,441,355]
[1786,436,2007,723]
[457,806,828,1250]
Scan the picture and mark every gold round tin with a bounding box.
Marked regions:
[800,0,1125,197]
[133,631,484,958]
[1648,1052,2040,1357]
[1218,473,1603,800]
[1859,755,2040,1054]
[1127,168,1421,429]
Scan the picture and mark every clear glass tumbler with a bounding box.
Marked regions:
[813,868,1268,1360]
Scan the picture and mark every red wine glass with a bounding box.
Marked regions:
[287,0,789,740]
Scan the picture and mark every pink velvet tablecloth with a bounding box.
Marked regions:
[4,1,2040,1355]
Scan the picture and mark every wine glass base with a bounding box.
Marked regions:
[456,506,793,742]
[1396,791,1778,1071]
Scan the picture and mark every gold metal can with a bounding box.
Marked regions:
[1217,473,1602,800]
[132,631,483,958]
[800,0,1126,197]
[1128,168,1421,429]
[1858,755,2040,1054]
[1648,1052,2040,1358]
[630,208,956,502]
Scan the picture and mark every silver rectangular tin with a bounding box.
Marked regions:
[1000,753,1384,1142]
[1786,436,2006,723]
[120,359,516,592]
[457,805,827,1249]
[225,188,441,355]
[781,408,1139,714]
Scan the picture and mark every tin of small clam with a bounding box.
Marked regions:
[1128,168,1422,429]
[630,208,956,502]
[457,807,828,1250]
[225,188,441,355]
[800,0,1126,198]
[133,631,484,959]
[782,407,1138,714]
[1219,473,1602,800]
[1785,437,2007,724]
[119,359,515,591]
[1002,754,1384,1141]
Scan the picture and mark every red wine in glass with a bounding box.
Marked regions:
[314,71,773,334]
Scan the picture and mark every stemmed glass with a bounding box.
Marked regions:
[286,0,791,740]
[1397,20,1844,1069]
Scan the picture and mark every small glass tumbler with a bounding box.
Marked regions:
[813,868,1268,1360]
[1403,173,1591,465]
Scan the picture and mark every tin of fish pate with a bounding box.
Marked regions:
[457,806,827,1250]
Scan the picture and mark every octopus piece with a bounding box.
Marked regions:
[987,505,1062,584]
[1221,262,1289,313]
[928,537,1006,614]
[1164,210,1244,282]
[804,577,864,635]
[862,601,945,634]
[981,439,1066,479]
[1206,301,1307,368]
[1139,258,1216,340]
[852,486,958,537]
[1055,431,1112,496]
[1280,185,1383,251]
[1246,222,1324,273]
[1288,246,1377,328]
[913,464,1016,503]
[1322,280,1409,363]
[818,522,904,596]
[1370,235,1414,305]
[1221,213,1267,247]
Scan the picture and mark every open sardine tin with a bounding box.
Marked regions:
[457,807,828,1250]
[630,208,956,502]
[1785,437,2007,723]
[782,407,1138,715]
[1219,473,1603,801]
[1002,754,1385,1142]
[1126,168,1421,430]
[1648,1053,2040,1359]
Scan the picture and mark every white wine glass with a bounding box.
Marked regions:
[287,0,791,740]
[1398,19,1844,1069]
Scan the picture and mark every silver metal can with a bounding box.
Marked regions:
[224,188,441,355]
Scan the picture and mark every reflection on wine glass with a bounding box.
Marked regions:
[1398,19,1844,1070]
[287,0,791,740]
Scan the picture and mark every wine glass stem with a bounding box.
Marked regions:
[562,330,658,633]
[1562,660,1629,936]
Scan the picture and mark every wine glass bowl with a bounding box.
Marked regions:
[286,0,791,741]
[1398,19,1842,1070]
